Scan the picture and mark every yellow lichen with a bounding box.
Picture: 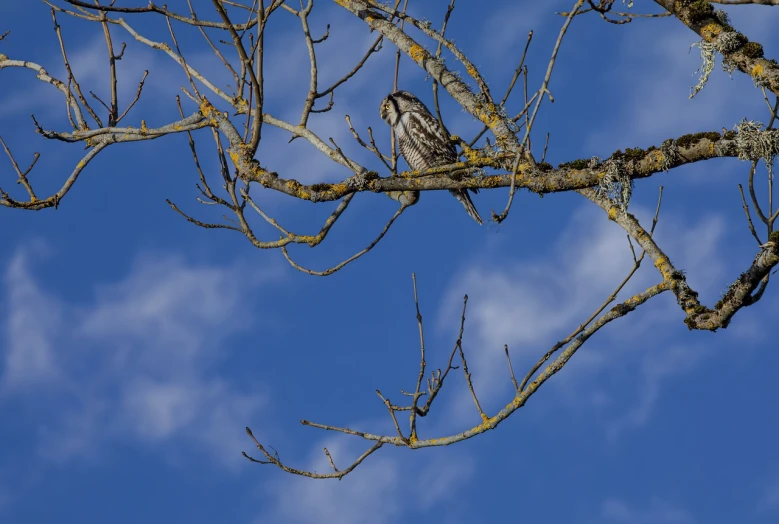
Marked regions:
[752,63,764,77]
[199,99,216,118]
[463,149,481,163]
[408,44,426,64]
[466,63,479,80]
[607,206,618,220]
[474,414,498,433]
[473,102,500,128]
[329,183,348,195]
[653,256,673,280]
[140,120,148,133]
[234,97,249,114]
[285,180,310,199]
[700,22,721,41]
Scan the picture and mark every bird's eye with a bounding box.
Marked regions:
[384,102,391,110]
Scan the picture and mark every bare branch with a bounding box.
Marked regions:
[58,0,259,29]
[281,204,408,276]
[244,272,668,478]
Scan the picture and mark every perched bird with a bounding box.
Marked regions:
[379,90,483,225]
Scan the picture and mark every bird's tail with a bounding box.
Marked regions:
[450,189,483,225]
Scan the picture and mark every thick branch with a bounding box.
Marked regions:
[222,121,748,202]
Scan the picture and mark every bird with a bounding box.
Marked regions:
[379,90,483,225]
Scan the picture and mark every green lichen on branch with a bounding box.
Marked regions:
[741,41,764,60]
[557,158,592,170]
[680,0,715,25]
[674,131,721,149]
[610,147,651,162]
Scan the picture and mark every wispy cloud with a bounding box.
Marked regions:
[586,13,771,152]
[605,344,706,440]
[602,497,695,524]
[262,437,403,524]
[260,432,474,524]
[756,476,779,514]
[436,202,726,432]
[436,204,644,422]
[0,33,181,122]
[0,244,277,469]
[1,243,63,392]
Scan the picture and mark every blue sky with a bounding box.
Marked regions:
[1,1,778,523]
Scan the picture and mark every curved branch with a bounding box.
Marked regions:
[0,54,86,130]
[243,427,386,480]
[281,203,409,276]
[0,142,108,210]
[243,274,667,479]
[583,188,779,331]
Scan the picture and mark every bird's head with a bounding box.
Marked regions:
[380,90,424,126]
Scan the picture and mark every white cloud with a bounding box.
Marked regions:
[602,497,695,524]
[260,432,474,524]
[1,243,62,392]
[257,26,399,185]
[757,477,779,514]
[436,204,639,422]
[478,1,562,56]
[605,344,706,439]
[414,454,474,511]
[0,34,160,120]
[586,11,777,152]
[0,485,10,511]
[264,437,403,524]
[0,245,274,469]
[436,202,727,431]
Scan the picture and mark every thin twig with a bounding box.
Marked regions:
[456,295,485,419]
[504,345,519,393]
[520,185,664,391]
[738,183,764,245]
[281,204,408,276]
[409,272,426,439]
[432,0,456,130]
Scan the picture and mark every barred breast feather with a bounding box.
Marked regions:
[386,90,483,225]
[396,111,457,171]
